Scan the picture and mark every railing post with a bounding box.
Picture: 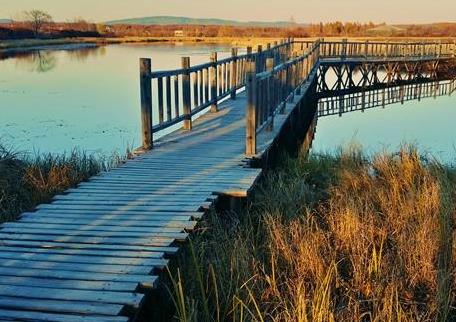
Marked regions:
[245,60,257,156]
[140,58,153,150]
[182,57,192,130]
[364,40,369,59]
[266,57,275,131]
[257,45,263,72]
[210,52,218,112]
[230,48,238,100]
[342,38,347,59]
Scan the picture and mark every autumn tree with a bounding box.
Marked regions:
[23,10,53,37]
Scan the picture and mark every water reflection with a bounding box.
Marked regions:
[318,80,456,117]
[1,46,106,73]
[0,42,237,155]
[65,46,106,62]
[14,51,58,73]
[313,79,456,164]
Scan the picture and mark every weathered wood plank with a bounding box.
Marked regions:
[0,296,125,317]
[0,285,144,308]
[0,308,128,322]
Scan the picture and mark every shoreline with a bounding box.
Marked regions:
[1,36,454,53]
[0,37,282,53]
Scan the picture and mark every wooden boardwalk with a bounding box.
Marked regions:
[0,38,454,321]
[0,94,262,321]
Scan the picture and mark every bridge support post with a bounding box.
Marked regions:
[139,58,153,150]
[230,48,238,100]
[256,45,263,72]
[210,52,218,112]
[246,61,257,156]
[182,57,192,130]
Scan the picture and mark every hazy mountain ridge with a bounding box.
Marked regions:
[105,16,298,27]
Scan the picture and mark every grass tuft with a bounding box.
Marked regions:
[167,145,456,321]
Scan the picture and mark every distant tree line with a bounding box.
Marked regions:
[1,10,455,40]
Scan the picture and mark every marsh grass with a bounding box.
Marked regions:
[168,145,456,321]
[0,143,114,222]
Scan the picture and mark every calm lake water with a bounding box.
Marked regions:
[1,43,455,162]
[312,92,456,164]
[0,43,236,155]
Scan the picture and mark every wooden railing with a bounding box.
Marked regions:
[139,38,455,153]
[245,40,321,155]
[139,39,296,149]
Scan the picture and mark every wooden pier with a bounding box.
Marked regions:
[0,39,454,321]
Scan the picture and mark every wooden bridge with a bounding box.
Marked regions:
[0,39,455,321]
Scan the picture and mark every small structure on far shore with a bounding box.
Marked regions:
[174,30,184,37]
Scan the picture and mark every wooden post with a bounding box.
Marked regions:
[342,38,347,58]
[230,48,238,100]
[209,52,218,112]
[245,61,257,156]
[182,57,192,130]
[266,57,275,131]
[364,40,369,59]
[257,45,263,72]
[139,58,153,150]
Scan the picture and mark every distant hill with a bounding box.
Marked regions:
[106,16,297,27]
[0,19,12,24]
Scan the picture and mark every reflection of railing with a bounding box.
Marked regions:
[318,79,456,117]
[139,39,296,149]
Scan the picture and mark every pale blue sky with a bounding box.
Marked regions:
[1,0,455,24]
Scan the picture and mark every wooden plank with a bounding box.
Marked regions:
[4,221,195,233]
[0,276,139,293]
[0,233,177,247]
[0,296,125,317]
[0,227,187,240]
[0,245,164,259]
[0,266,157,284]
[0,258,158,275]
[47,199,209,208]
[0,251,167,267]
[20,212,196,225]
[36,203,206,213]
[0,285,143,307]
[0,308,128,322]
[30,209,203,219]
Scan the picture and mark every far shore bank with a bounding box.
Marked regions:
[1,36,455,53]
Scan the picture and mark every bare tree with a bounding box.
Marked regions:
[23,10,53,37]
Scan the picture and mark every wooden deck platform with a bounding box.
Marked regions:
[0,93,262,321]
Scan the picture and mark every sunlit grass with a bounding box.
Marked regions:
[0,143,122,222]
[168,145,456,321]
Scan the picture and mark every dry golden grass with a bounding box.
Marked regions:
[168,145,456,322]
[0,144,114,222]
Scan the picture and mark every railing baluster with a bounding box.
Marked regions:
[210,52,218,112]
[182,57,192,130]
[246,60,257,156]
[166,76,172,121]
[173,76,179,118]
[157,77,164,124]
[139,58,152,150]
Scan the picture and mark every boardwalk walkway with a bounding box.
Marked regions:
[0,93,261,321]
[0,38,454,321]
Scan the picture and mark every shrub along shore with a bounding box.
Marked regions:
[0,144,117,223]
[168,145,456,321]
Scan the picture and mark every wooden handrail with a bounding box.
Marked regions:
[139,38,455,151]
